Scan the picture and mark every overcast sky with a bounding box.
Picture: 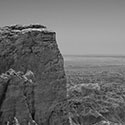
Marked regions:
[0,0,125,55]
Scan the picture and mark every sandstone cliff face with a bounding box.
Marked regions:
[0,25,68,125]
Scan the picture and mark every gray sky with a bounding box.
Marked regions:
[0,0,125,55]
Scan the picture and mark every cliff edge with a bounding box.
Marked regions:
[0,24,68,125]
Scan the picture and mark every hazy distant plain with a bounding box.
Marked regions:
[64,55,125,73]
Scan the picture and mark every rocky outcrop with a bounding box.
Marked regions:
[0,25,68,125]
[67,82,125,125]
[0,69,36,125]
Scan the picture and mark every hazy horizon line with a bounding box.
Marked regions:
[63,54,125,58]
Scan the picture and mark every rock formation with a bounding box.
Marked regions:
[0,25,68,125]
[67,82,125,125]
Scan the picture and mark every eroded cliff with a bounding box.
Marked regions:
[0,25,68,125]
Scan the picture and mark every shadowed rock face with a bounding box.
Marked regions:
[0,69,35,125]
[0,25,68,125]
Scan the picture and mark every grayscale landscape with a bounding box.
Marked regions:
[64,55,125,125]
[0,0,125,125]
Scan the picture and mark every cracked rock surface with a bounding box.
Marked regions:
[0,25,68,125]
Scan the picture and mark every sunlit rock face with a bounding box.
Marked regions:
[0,25,68,125]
